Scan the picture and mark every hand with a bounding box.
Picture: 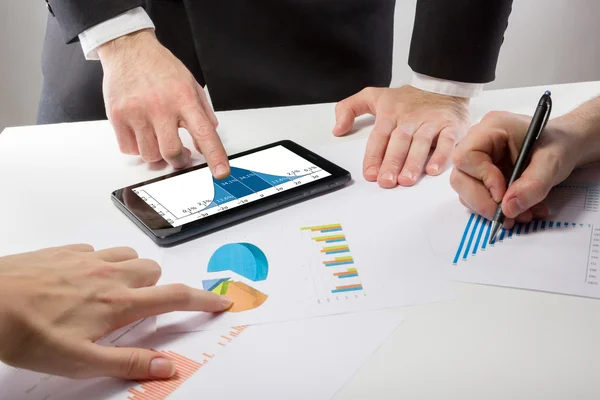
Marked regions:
[450,111,586,227]
[334,85,469,188]
[0,245,232,380]
[98,30,230,177]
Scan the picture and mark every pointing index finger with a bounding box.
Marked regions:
[116,284,233,326]
[182,106,230,179]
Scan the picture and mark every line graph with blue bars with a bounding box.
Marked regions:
[202,166,309,210]
[453,213,589,264]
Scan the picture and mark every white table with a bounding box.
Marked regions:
[2,81,600,399]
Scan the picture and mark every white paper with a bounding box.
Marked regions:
[157,139,454,332]
[0,311,403,400]
[428,164,600,298]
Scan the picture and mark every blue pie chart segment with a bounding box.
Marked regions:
[207,243,269,282]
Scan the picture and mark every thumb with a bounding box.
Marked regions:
[333,88,377,137]
[502,155,555,218]
[88,344,177,380]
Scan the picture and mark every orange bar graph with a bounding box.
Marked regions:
[335,284,363,290]
[127,350,202,400]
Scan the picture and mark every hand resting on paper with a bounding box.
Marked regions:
[0,245,232,380]
[450,99,600,229]
[333,85,470,188]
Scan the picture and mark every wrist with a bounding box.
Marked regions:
[97,29,157,63]
[551,111,600,168]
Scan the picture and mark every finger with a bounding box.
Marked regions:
[531,202,549,220]
[53,244,95,253]
[398,123,437,187]
[502,153,557,218]
[515,209,533,224]
[110,118,140,155]
[197,84,219,128]
[85,344,176,380]
[182,107,229,179]
[426,127,458,176]
[117,284,233,325]
[453,149,507,203]
[376,123,415,188]
[333,88,377,136]
[112,258,162,288]
[154,117,190,169]
[449,168,499,220]
[94,247,138,263]
[362,115,396,181]
[459,196,472,211]
[133,123,163,163]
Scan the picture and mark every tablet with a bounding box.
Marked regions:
[111,140,351,245]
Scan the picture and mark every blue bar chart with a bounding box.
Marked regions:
[453,213,589,265]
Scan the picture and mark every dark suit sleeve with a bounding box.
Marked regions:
[46,0,145,44]
[408,0,513,84]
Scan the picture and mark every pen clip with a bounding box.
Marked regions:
[537,95,553,139]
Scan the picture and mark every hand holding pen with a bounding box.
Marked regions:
[450,92,600,237]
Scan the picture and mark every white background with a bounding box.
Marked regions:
[2,0,600,131]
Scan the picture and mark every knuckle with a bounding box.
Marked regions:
[452,149,467,168]
[90,263,118,279]
[160,145,184,160]
[481,110,507,124]
[170,283,193,305]
[382,158,402,171]
[449,169,462,190]
[178,85,198,102]
[392,128,412,142]
[142,259,162,281]
[121,351,142,379]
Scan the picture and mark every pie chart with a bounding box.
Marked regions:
[204,243,269,312]
[207,243,268,282]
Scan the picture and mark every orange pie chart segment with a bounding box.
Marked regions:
[224,281,268,313]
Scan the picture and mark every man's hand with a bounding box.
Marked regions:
[450,111,587,228]
[0,245,232,380]
[334,85,469,188]
[98,30,229,177]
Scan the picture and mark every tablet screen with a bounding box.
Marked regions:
[132,145,331,227]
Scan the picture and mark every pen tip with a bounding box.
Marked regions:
[544,90,551,96]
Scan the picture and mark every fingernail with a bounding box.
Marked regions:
[215,164,229,177]
[490,187,502,203]
[429,164,439,174]
[365,167,378,177]
[221,295,233,308]
[401,171,414,181]
[507,197,525,215]
[380,171,395,183]
[149,358,176,378]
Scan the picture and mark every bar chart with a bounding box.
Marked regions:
[453,213,591,265]
[301,224,366,302]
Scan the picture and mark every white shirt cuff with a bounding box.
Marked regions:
[410,72,483,98]
[78,7,155,61]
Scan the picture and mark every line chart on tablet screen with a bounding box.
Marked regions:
[132,146,330,227]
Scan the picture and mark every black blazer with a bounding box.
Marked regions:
[42,0,512,116]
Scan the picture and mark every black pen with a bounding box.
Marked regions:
[489,90,553,244]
